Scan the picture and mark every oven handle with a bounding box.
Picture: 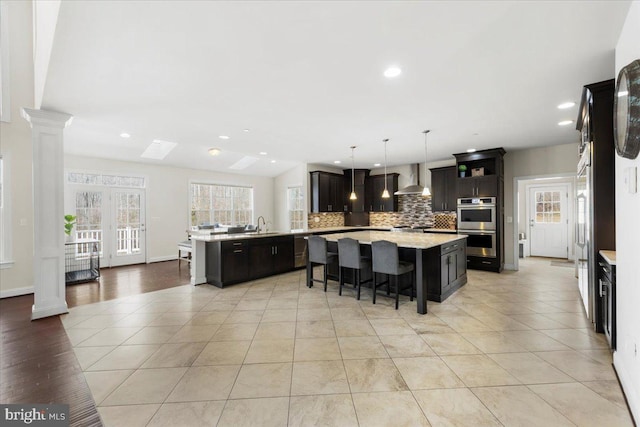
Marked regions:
[458,229,496,234]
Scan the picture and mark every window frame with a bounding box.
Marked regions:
[189,182,254,228]
[287,186,304,232]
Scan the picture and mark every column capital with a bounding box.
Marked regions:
[21,108,73,129]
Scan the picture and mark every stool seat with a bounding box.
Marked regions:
[337,238,372,300]
[307,236,338,291]
[372,240,415,309]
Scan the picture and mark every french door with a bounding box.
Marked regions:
[67,187,146,267]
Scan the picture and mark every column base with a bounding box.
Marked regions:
[31,302,68,320]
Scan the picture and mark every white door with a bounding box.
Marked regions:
[528,184,569,258]
[111,189,146,266]
[68,187,145,267]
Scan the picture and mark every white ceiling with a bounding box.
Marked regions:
[43,1,631,177]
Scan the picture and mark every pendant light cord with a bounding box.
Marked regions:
[383,139,389,192]
[423,130,430,184]
[350,146,356,196]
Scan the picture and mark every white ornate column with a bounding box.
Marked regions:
[21,108,73,320]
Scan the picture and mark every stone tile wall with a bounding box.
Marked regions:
[307,212,345,229]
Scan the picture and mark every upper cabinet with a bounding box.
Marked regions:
[368,174,399,212]
[453,148,505,199]
[430,166,457,212]
[310,171,345,213]
[343,169,370,213]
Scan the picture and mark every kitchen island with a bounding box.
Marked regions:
[190,228,466,314]
[319,231,467,314]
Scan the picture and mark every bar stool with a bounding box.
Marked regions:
[337,238,372,300]
[178,239,192,270]
[371,240,415,310]
[307,235,338,291]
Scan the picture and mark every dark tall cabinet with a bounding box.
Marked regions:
[430,166,457,212]
[344,169,370,213]
[454,148,505,273]
[576,79,616,334]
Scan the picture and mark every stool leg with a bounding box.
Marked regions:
[178,250,181,270]
[372,273,377,304]
[386,274,391,296]
[356,270,361,300]
[307,261,312,288]
[323,264,328,292]
[395,276,400,310]
[338,267,343,296]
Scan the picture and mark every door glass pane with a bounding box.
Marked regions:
[534,191,561,223]
[74,191,103,255]
[115,192,141,256]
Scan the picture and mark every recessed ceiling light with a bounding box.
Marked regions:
[120,133,130,138]
[218,135,230,140]
[558,120,573,126]
[208,148,221,156]
[383,66,402,78]
[373,163,381,167]
[334,160,341,164]
[243,129,250,132]
[270,160,276,164]
[259,152,267,156]
[466,148,476,153]
[557,102,575,109]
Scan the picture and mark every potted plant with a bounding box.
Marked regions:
[64,214,77,242]
[458,164,468,178]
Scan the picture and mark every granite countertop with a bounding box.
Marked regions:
[600,250,616,265]
[320,230,467,250]
[190,226,460,243]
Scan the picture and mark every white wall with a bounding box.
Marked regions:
[273,164,306,232]
[504,143,578,268]
[64,155,275,263]
[613,1,640,421]
[0,0,35,297]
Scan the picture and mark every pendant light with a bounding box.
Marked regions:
[349,146,357,200]
[421,130,431,197]
[381,139,390,198]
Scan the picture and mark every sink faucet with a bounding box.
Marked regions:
[257,216,266,233]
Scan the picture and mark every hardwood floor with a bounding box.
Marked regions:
[0,260,189,427]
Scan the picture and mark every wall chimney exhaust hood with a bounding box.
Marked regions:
[394,164,425,195]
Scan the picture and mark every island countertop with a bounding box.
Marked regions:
[190,226,459,242]
[320,230,467,249]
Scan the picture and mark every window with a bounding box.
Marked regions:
[74,191,104,255]
[67,172,145,188]
[288,186,304,231]
[535,190,562,223]
[190,183,253,227]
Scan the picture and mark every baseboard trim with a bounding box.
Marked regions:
[148,255,178,263]
[503,263,517,271]
[1,286,34,299]
[614,354,639,424]
[31,302,69,320]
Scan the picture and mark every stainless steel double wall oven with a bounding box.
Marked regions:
[457,197,497,258]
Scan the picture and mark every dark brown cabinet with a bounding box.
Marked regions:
[425,238,467,302]
[454,148,505,273]
[207,235,294,287]
[457,175,498,197]
[344,169,370,213]
[368,174,399,212]
[430,166,457,212]
[598,252,616,350]
[310,171,345,213]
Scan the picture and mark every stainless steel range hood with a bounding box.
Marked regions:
[394,164,425,195]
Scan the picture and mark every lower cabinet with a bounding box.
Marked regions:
[598,253,616,350]
[425,239,467,302]
[207,236,294,287]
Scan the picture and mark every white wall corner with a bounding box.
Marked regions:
[503,263,517,271]
[614,354,639,423]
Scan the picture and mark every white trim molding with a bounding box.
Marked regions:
[0,260,14,269]
[148,255,178,263]
[21,108,72,320]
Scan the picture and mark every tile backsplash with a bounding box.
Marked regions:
[308,212,345,229]
[307,195,456,229]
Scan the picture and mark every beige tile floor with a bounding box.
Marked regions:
[61,257,635,427]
